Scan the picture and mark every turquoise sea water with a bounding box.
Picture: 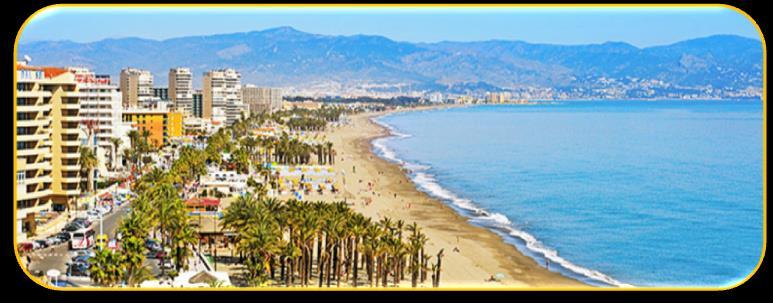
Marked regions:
[373,101,763,287]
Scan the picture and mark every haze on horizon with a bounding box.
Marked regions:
[19,6,760,48]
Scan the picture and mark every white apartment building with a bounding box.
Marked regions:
[169,67,194,115]
[203,68,243,126]
[69,67,131,176]
[120,68,154,107]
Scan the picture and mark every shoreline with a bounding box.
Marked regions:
[326,105,587,288]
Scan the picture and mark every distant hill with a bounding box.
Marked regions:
[18,27,762,95]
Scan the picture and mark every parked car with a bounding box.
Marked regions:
[45,236,62,246]
[69,249,95,259]
[145,239,161,252]
[67,262,89,277]
[86,210,100,220]
[62,224,79,232]
[73,217,91,226]
[32,239,48,250]
[71,255,91,265]
[56,232,72,242]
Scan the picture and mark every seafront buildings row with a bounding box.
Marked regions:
[15,61,285,240]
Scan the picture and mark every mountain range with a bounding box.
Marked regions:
[18,26,763,95]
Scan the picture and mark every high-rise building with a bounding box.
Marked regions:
[203,68,242,126]
[169,68,193,115]
[242,85,283,114]
[119,68,153,107]
[69,67,131,175]
[192,90,203,118]
[16,63,82,236]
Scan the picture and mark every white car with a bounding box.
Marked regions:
[86,210,100,221]
[45,236,62,246]
[95,206,109,216]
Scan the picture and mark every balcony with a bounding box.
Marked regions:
[16,133,48,142]
[61,103,80,110]
[17,188,53,202]
[16,104,51,113]
[17,147,49,157]
[24,174,53,185]
[16,118,49,128]
[61,151,80,159]
[16,91,51,98]
[61,128,81,134]
[61,115,81,122]
[61,188,81,196]
[61,164,80,171]
[20,161,49,171]
[60,176,81,183]
[60,140,81,146]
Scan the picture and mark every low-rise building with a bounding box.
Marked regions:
[122,106,183,148]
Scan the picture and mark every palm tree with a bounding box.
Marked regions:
[79,146,98,193]
[120,235,149,287]
[149,182,184,276]
[109,137,123,171]
[432,249,444,287]
[325,142,334,165]
[88,248,123,287]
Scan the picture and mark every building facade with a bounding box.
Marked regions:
[69,67,131,176]
[16,63,82,232]
[242,85,283,114]
[122,107,183,148]
[119,68,153,107]
[192,90,203,118]
[152,87,169,101]
[169,67,194,115]
[203,68,242,125]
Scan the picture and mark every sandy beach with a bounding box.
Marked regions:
[322,106,586,288]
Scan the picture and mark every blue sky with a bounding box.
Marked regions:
[19,6,760,47]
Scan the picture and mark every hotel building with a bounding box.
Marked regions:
[203,68,243,126]
[16,63,82,235]
[119,68,153,107]
[169,67,194,115]
[242,85,283,114]
[69,67,131,175]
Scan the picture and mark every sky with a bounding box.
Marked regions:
[18,6,761,48]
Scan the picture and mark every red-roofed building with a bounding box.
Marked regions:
[185,197,220,212]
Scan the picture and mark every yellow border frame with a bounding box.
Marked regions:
[12,3,767,292]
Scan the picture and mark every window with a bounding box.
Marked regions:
[16,171,25,184]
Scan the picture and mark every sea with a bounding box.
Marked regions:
[371,100,763,287]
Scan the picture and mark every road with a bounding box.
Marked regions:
[27,202,131,281]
